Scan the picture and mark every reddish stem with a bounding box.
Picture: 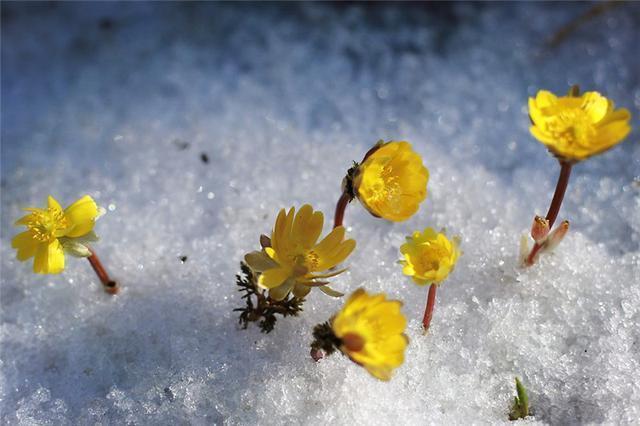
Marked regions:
[525,161,572,266]
[422,284,437,332]
[544,161,572,228]
[87,248,119,294]
[333,191,351,229]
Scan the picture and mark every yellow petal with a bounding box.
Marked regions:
[15,213,34,226]
[529,125,557,146]
[364,365,393,381]
[12,231,39,261]
[268,278,295,301]
[257,267,290,289]
[270,208,288,255]
[292,204,313,245]
[593,120,632,152]
[312,226,345,258]
[318,285,344,297]
[244,251,279,272]
[33,239,65,274]
[272,207,295,256]
[581,92,609,123]
[292,283,311,298]
[309,267,348,279]
[47,195,63,212]
[317,239,356,270]
[534,90,558,109]
[528,97,544,125]
[64,195,98,238]
[597,107,631,127]
[301,211,324,249]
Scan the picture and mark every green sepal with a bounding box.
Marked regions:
[74,230,100,244]
[318,285,344,298]
[61,240,92,258]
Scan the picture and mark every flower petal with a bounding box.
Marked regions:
[268,278,295,301]
[593,120,632,153]
[12,230,39,261]
[317,238,356,270]
[581,91,609,123]
[318,285,344,298]
[534,90,557,109]
[244,251,279,272]
[257,267,290,289]
[312,226,345,258]
[33,239,65,274]
[292,283,311,299]
[292,204,313,245]
[64,195,98,238]
[301,211,324,249]
[270,208,287,255]
[48,195,63,212]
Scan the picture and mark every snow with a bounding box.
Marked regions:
[1,2,639,424]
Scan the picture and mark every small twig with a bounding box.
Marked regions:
[546,1,621,49]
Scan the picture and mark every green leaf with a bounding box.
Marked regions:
[509,377,530,420]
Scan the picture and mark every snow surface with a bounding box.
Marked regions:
[1,2,639,424]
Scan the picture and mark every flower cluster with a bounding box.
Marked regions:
[11,84,631,389]
[236,140,432,379]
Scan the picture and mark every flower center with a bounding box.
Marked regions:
[414,244,448,273]
[545,108,595,147]
[26,208,69,242]
[291,250,319,274]
[369,165,401,202]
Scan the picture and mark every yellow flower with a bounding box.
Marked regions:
[529,89,632,161]
[400,227,460,286]
[244,205,356,301]
[12,195,100,274]
[331,288,408,381]
[352,141,429,222]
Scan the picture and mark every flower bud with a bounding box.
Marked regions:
[530,215,550,243]
[542,220,569,252]
[310,348,324,362]
[259,234,271,248]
